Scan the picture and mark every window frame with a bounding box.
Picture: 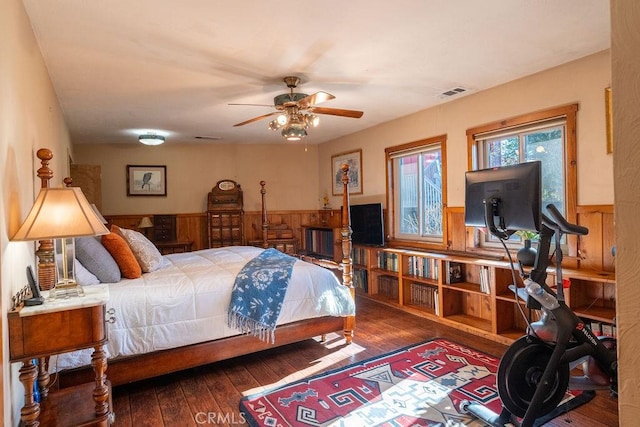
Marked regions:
[385,135,448,250]
[466,104,579,258]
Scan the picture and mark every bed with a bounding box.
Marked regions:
[31,149,356,388]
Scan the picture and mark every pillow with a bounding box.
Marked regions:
[112,225,164,273]
[75,237,121,283]
[101,232,142,279]
[74,259,100,286]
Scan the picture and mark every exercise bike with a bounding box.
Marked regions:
[463,203,618,427]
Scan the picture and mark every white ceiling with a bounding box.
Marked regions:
[23,0,610,146]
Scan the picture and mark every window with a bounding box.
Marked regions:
[480,121,565,218]
[386,135,447,245]
[467,105,578,251]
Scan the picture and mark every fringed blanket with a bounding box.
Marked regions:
[227,248,297,343]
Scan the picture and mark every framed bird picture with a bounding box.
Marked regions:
[127,165,167,196]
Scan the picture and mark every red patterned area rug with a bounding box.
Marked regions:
[240,338,594,426]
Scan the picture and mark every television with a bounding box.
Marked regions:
[349,203,385,246]
[464,161,541,237]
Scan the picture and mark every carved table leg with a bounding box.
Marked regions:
[19,359,40,427]
[90,345,109,417]
[37,356,51,399]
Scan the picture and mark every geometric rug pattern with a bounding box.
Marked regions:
[240,338,591,426]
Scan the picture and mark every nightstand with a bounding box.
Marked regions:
[8,284,113,426]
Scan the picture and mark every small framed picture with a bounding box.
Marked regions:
[127,165,167,196]
[332,149,363,195]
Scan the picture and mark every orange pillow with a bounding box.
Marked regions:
[101,232,142,279]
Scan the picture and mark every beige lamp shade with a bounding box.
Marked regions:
[90,203,108,224]
[138,216,153,229]
[12,187,109,241]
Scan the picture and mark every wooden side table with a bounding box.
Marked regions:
[155,240,194,254]
[8,285,113,426]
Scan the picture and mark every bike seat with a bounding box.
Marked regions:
[543,204,588,236]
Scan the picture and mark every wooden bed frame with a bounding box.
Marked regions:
[30,149,356,388]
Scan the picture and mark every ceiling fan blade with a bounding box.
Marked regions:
[310,106,364,119]
[233,112,278,127]
[297,91,335,109]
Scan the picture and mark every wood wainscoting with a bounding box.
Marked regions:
[105,209,342,252]
[105,204,613,271]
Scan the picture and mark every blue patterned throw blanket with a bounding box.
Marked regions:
[227,248,297,343]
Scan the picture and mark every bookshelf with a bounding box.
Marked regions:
[352,244,617,345]
[301,225,342,262]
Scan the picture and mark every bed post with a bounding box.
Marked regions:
[35,148,56,290]
[340,164,355,344]
[260,181,269,248]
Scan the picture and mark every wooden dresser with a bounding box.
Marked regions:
[207,180,244,248]
[153,214,177,242]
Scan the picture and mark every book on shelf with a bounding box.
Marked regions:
[353,269,368,293]
[409,282,439,314]
[601,323,614,337]
[446,261,464,284]
[479,266,491,294]
[377,275,399,299]
[407,256,438,280]
[377,251,398,273]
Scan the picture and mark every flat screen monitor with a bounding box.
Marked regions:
[349,203,385,246]
[464,161,541,234]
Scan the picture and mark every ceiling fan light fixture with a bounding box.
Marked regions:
[268,120,279,131]
[138,134,165,145]
[305,114,319,128]
[282,124,307,141]
[276,114,289,126]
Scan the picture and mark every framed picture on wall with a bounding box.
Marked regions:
[332,149,363,195]
[127,165,167,196]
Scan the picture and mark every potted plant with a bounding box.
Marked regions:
[515,230,538,266]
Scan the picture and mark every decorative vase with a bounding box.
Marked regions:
[517,239,537,266]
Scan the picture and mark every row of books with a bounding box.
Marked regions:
[409,282,439,315]
[406,256,439,280]
[353,247,368,266]
[444,261,491,294]
[377,252,399,273]
[304,229,334,257]
[590,320,617,337]
[377,275,399,299]
[353,269,368,293]
[478,265,491,294]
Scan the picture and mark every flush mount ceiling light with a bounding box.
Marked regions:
[138,134,165,145]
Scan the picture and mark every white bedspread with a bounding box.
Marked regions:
[53,246,355,371]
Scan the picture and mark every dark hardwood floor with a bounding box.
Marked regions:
[111,296,618,426]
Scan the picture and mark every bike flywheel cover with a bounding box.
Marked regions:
[497,336,570,418]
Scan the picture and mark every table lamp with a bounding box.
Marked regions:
[137,216,153,238]
[12,187,110,299]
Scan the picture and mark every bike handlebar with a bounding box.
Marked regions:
[544,204,588,236]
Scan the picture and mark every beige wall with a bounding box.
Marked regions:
[611,0,640,422]
[319,50,613,209]
[1,0,74,423]
[72,143,321,215]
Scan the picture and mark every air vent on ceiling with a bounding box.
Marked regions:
[439,87,468,98]
[194,136,222,141]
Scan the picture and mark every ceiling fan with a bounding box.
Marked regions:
[231,76,364,141]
